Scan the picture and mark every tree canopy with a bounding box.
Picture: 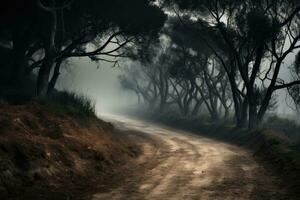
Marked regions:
[0,0,167,95]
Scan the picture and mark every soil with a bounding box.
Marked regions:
[0,104,141,200]
[0,103,290,199]
[92,114,290,200]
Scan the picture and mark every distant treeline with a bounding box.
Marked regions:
[119,0,300,130]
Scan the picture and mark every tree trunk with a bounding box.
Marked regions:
[10,30,30,84]
[37,5,57,96]
[248,100,258,129]
[192,99,203,116]
[183,102,190,116]
[247,44,265,129]
[210,109,220,122]
[37,55,55,96]
[236,98,248,128]
[47,59,62,94]
[224,107,229,119]
[226,71,245,127]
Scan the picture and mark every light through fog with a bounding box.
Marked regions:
[54,57,298,121]
[56,57,138,115]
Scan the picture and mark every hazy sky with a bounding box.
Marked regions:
[276,51,298,117]
[56,57,137,114]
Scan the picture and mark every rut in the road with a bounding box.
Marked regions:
[93,115,287,200]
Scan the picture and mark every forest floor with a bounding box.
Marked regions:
[93,114,290,200]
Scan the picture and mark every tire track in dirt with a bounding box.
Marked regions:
[92,115,287,200]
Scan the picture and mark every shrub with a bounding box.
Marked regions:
[38,91,95,118]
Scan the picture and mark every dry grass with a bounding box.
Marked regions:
[38,91,96,119]
[0,103,140,199]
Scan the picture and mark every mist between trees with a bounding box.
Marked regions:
[1,0,300,130]
[119,0,300,130]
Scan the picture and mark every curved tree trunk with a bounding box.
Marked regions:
[36,3,57,96]
[36,53,55,96]
[47,59,63,94]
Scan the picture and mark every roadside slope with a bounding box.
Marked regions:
[0,103,141,199]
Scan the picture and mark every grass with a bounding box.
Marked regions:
[0,82,96,119]
[37,91,96,119]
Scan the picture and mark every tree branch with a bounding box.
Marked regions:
[275,80,300,90]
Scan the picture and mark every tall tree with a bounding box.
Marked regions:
[166,0,300,129]
[0,0,167,96]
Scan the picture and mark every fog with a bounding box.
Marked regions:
[56,58,138,114]
[55,55,298,121]
[2,1,300,198]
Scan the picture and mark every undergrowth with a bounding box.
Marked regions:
[37,91,96,118]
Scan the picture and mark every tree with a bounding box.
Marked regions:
[166,0,300,129]
[164,17,233,119]
[288,52,300,110]
[0,0,167,96]
[119,17,233,120]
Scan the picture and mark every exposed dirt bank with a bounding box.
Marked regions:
[0,104,141,200]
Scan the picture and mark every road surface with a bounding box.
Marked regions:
[93,115,286,200]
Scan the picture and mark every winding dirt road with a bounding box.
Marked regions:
[93,115,286,200]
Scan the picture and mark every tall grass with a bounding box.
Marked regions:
[39,91,96,118]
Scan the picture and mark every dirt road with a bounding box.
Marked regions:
[93,115,286,200]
